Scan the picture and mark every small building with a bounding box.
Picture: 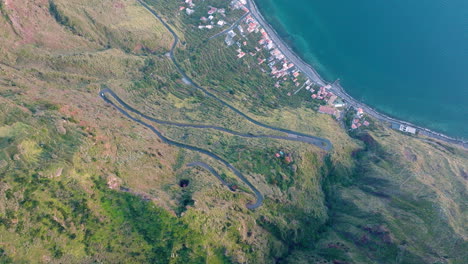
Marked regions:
[391,123,417,134]
[237,25,245,34]
[208,7,218,15]
[400,125,417,134]
[186,8,194,15]
[266,42,275,50]
[318,106,336,116]
[333,99,345,108]
[185,0,194,8]
[391,123,400,130]
[357,108,364,116]
[328,95,338,105]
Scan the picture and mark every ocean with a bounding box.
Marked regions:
[255,0,468,139]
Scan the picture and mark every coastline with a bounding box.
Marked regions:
[247,0,467,149]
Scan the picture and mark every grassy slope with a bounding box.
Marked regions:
[0,0,466,263]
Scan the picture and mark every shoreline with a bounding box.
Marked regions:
[247,0,467,149]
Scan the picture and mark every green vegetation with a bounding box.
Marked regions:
[0,0,466,263]
[0,104,231,263]
[95,181,209,263]
[49,0,77,33]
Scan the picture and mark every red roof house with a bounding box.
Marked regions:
[318,106,336,115]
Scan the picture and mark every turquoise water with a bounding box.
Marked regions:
[255,0,468,139]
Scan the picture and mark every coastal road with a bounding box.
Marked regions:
[330,81,468,147]
[246,0,327,87]
[100,89,264,209]
[246,0,467,148]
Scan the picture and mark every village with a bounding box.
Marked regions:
[178,0,418,135]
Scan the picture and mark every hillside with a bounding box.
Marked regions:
[0,0,466,263]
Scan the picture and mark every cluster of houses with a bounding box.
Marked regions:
[177,2,423,139]
[179,1,372,128]
[223,12,317,94]
[350,108,370,129]
[179,0,227,29]
[230,0,248,12]
[274,150,293,164]
[309,84,346,118]
[225,1,356,118]
[179,0,196,15]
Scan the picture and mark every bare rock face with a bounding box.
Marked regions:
[54,167,63,178]
[107,174,122,190]
[0,160,8,169]
[56,120,67,135]
[460,169,467,180]
[404,147,417,162]
[13,154,21,161]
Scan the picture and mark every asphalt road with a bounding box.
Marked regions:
[187,162,232,188]
[100,88,336,209]
[102,89,331,149]
[209,12,249,40]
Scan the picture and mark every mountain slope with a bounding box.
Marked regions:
[0,0,466,263]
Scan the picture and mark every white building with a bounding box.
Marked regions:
[400,125,417,134]
[392,123,417,134]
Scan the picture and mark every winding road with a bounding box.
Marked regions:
[187,162,237,191]
[100,87,334,209]
[100,89,264,209]
[102,88,331,149]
